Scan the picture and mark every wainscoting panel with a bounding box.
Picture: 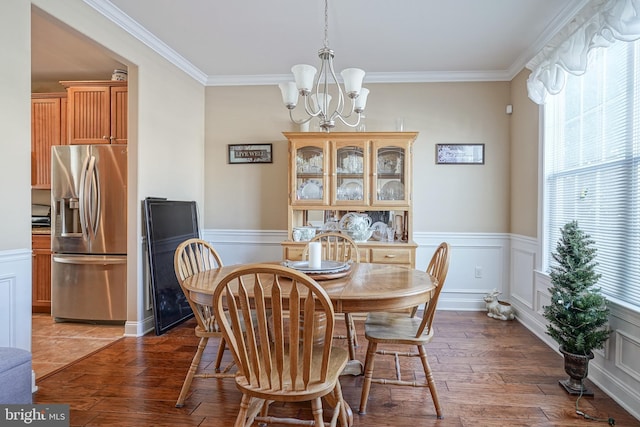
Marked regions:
[616,329,640,382]
[509,234,640,421]
[202,229,287,265]
[0,249,32,351]
[509,235,537,310]
[534,271,552,314]
[414,232,510,311]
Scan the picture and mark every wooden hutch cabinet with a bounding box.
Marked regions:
[60,80,128,145]
[31,93,67,189]
[281,132,418,267]
[32,234,52,313]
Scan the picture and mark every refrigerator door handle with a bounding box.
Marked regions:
[79,155,91,240]
[88,155,101,239]
[53,255,126,265]
[79,155,100,240]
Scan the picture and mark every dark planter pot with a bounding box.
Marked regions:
[559,346,595,396]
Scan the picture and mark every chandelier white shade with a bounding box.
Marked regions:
[278,0,368,132]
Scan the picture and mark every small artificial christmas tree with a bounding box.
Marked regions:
[543,220,611,356]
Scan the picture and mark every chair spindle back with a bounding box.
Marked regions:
[213,264,336,392]
[415,242,450,338]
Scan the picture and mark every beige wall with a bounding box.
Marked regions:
[204,81,513,233]
[0,0,32,251]
[204,86,291,230]
[509,68,540,238]
[3,0,541,330]
[0,0,206,329]
[32,0,206,329]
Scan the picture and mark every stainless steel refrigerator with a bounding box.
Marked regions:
[51,144,127,322]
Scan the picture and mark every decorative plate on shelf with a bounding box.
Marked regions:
[337,181,363,200]
[377,154,398,173]
[380,181,405,200]
[297,179,322,199]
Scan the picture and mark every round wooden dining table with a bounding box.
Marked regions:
[181,262,436,316]
[180,262,435,426]
[182,262,435,368]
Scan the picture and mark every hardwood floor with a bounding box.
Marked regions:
[33,311,639,426]
[32,313,124,379]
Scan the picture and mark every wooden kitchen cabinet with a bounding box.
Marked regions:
[31,93,67,189]
[60,80,128,145]
[32,233,52,313]
[282,132,418,267]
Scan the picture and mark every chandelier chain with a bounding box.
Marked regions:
[323,0,329,49]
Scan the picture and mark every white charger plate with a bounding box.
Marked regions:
[283,260,349,274]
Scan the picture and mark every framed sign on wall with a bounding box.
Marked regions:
[228,144,273,164]
[435,143,485,165]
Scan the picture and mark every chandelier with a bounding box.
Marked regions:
[278,0,369,132]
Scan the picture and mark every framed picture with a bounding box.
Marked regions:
[435,143,485,165]
[228,144,273,164]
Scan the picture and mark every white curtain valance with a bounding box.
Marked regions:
[527,0,640,104]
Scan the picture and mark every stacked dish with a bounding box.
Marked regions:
[282,260,352,280]
[345,228,373,242]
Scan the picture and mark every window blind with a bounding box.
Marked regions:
[544,39,640,310]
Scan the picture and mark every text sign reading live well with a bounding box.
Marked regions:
[0,405,69,427]
[228,144,273,164]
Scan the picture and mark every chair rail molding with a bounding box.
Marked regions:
[204,229,510,311]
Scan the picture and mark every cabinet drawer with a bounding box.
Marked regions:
[370,247,412,265]
[283,246,305,261]
[357,248,370,263]
[32,234,51,250]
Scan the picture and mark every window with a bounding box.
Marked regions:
[544,39,640,310]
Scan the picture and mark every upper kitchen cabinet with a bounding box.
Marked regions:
[31,92,67,189]
[60,80,128,145]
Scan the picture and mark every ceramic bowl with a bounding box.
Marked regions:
[293,227,317,242]
[345,228,374,242]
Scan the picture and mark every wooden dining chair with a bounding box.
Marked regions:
[302,232,361,360]
[213,263,351,427]
[173,238,235,408]
[358,242,450,419]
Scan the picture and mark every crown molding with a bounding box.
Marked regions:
[83,0,208,85]
[87,0,588,87]
[206,70,514,87]
[521,0,589,71]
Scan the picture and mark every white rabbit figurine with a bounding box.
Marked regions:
[483,289,515,321]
